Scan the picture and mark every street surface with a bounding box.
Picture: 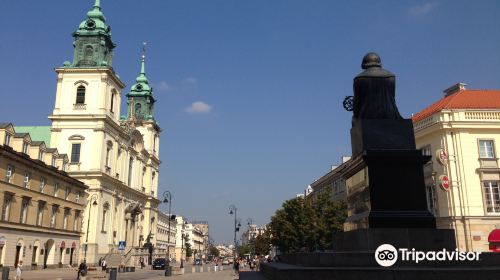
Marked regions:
[0,265,268,280]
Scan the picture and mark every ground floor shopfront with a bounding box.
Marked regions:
[0,228,81,269]
[437,216,500,252]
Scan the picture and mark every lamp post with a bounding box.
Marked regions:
[162,191,172,276]
[229,205,241,261]
[247,218,254,258]
[180,230,188,269]
[84,194,98,262]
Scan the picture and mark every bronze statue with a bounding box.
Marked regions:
[353,52,402,119]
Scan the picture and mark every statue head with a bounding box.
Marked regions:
[361,52,381,69]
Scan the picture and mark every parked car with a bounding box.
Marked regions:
[152,258,166,270]
[194,259,203,265]
[227,257,234,264]
[222,259,230,265]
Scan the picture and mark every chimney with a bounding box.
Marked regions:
[443,83,467,97]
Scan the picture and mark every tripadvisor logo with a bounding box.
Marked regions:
[374,244,482,267]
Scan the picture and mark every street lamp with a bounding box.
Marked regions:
[84,194,98,262]
[162,191,173,276]
[247,218,254,258]
[180,230,188,269]
[229,205,241,261]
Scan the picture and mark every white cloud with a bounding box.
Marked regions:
[182,77,198,85]
[185,101,212,114]
[156,81,170,91]
[409,2,438,16]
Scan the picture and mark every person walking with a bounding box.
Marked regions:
[77,260,87,279]
[233,257,240,276]
[101,258,107,271]
[15,261,23,280]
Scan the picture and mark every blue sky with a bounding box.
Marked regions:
[1,0,500,244]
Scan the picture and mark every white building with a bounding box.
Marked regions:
[19,1,162,265]
[157,212,177,260]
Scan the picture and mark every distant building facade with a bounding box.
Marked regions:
[0,123,88,269]
[308,156,351,204]
[413,83,500,251]
[157,212,177,260]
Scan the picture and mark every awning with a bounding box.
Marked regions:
[488,229,500,242]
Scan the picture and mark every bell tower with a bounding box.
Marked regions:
[69,0,115,68]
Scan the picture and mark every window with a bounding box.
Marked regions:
[51,156,56,167]
[63,208,70,230]
[4,133,11,146]
[1,194,13,221]
[38,150,44,161]
[479,140,495,159]
[421,145,432,156]
[54,183,59,197]
[105,143,112,169]
[74,210,81,231]
[64,187,70,200]
[128,157,134,187]
[23,172,30,188]
[39,178,46,193]
[101,204,109,232]
[5,165,14,183]
[110,92,115,113]
[426,185,437,216]
[71,143,81,163]
[50,205,58,228]
[36,201,45,226]
[76,86,86,104]
[20,197,30,224]
[22,142,29,154]
[483,181,500,213]
[76,191,81,203]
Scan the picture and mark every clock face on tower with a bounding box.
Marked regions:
[85,20,96,30]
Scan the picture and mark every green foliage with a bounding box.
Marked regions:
[185,242,193,258]
[268,188,347,253]
[209,245,220,257]
[237,244,251,256]
[251,229,272,256]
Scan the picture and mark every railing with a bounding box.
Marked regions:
[465,111,500,120]
[73,103,87,110]
[414,115,436,131]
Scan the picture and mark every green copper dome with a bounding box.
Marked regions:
[66,0,116,68]
[126,51,156,121]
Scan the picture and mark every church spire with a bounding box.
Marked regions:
[64,0,115,68]
[125,43,156,122]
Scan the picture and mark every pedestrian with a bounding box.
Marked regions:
[140,257,145,269]
[98,257,103,267]
[15,260,23,280]
[77,260,87,279]
[101,258,107,271]
[233,257,240,276]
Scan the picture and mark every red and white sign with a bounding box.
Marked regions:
[439,175,450,191]
[436,149,448,165]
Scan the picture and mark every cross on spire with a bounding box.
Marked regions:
[140,42,147,74]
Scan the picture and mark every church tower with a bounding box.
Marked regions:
[48,0,160,265]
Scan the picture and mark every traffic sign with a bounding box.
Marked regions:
[118,241,126,250]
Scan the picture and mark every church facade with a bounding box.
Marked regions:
[21,1,162,264]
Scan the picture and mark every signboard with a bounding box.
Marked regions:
[439,175,450,191]
[118,241,126,251]
[436,149,448,165]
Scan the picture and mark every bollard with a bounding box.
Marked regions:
[109,268,117,280]
[2,267,9,280]
[164,265,172,276]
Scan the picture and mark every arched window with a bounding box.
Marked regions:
[128,157,134,187]
[84,46,93,59]
[110,90,116,113]
[135,103,142,115]
[76,86,86,104]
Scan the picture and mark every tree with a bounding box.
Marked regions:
[251,229,271,256]
[208,245,220,257]
[268,189,347,253]
[237,244,251,256]
[185,242,193,258]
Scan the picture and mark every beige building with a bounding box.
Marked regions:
[16,2,162,265]
[413,83,500,251]
[308,156,351,204]
[191,221,209,259]
[157,212,177,260]
[0,123,88,269]
[185,223,205,260]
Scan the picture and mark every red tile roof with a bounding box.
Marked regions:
[412,89,500,122]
